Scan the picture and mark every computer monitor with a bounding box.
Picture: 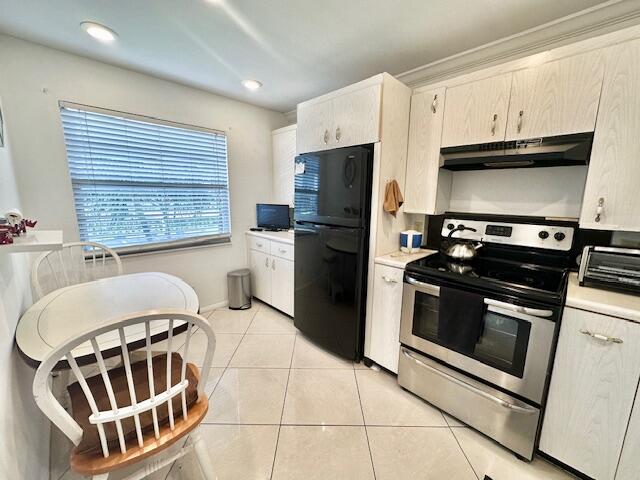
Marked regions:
[256,203,290,230]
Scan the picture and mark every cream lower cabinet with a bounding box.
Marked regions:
[616,388,640,480]
[540,307,640,480]
[247,235,294,316]
[580,39,640,232]
[367,263,404,373]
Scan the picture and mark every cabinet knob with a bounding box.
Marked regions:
[595,197,604,223]
[323,129,329,144]
[335,127,341,142]
[491,114,498,136]
[517,110,524,133]
[431,94,438,113]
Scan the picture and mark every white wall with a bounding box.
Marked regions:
[448,166,588,218]
[0,98,50,479]
[0,34,287,308]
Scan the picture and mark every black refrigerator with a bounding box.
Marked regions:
[294,145,374,360]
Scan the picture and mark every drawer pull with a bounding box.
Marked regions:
[401,349,537,415]
[580,329,623,344]
[279,248,287,254]
[256,242,263,248]
[381,275,397,284]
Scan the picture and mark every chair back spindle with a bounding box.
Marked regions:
[31,241,123,300]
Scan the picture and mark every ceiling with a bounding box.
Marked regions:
[0,0,610,112]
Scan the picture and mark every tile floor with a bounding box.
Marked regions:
[54,301,575,480]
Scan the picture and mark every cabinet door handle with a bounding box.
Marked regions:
[595,197,604,223]
[323,129,329,144]
[491,113,498,136]
[517,110,524,133]
[381,275,397,284]
[335,127,341,142]
[580,329,623,344]
[265,257,269,268]
[431,94,438,113]
[272,258,276,270]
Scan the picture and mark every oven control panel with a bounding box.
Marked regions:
[441,219,575,251]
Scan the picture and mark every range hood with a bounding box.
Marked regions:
[440,132,593,171]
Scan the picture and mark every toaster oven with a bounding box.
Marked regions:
[578,246,640,295]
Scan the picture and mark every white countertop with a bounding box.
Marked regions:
[566,272,640,323]
[245,230,294,245]
[375,249,437,269]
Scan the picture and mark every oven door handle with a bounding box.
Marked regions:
[401,349,538,415]
[405,276,440,296]
[484,298,553,318]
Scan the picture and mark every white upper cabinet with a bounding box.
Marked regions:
[580,39,640,232]
[332,84,381,148]
[296,81,382,154]
[441,73,512,147]
[505,51,605,140]
[296,99,333,154]
[540,307,640,480]
[404,88,450,214]
[272,125,297,206]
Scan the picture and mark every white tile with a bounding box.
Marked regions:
[229,334,295,368]
[282,369,364,425]
[452,427,575,480]
[246,305,296,334]
[208,333,243,367]
[367,426,477,480]
[208,305,258,334]
[168,425,279,480]
[203,367,226,398]
[291,334,354,369]
[443,412,466,427]
[204,368,289,424]
[272,426,374,480]
[355,369,446,426]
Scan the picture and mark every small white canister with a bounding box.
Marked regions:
[400,230,423,253]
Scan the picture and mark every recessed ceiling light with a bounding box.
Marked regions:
[242,79,263,91]
[80,22,118,43]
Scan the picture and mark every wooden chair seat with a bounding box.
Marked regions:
[71,396,209,475]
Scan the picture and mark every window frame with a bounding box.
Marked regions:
[59,101,232,255]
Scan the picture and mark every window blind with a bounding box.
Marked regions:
[60,103,231,253]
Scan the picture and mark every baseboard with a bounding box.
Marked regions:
[199,300,228,316]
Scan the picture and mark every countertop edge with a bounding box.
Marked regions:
[375,249,437,269]
[245,230,294,245]
[566,273,640,324]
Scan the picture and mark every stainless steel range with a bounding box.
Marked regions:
[398,214,576,460]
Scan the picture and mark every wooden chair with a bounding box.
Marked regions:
[31,241,123,300]
[33,309,216,480]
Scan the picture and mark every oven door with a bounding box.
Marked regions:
[400,275,556,404]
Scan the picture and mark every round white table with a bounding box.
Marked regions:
[16,272,199,369]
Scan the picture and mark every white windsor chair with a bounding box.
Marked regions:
[33,309,216,480]
[31,241,123,300]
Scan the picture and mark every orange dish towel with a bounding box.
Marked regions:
[383,180,404,217]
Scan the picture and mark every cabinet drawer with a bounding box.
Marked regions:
[271,241,294,261]
[248,235,270,254]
